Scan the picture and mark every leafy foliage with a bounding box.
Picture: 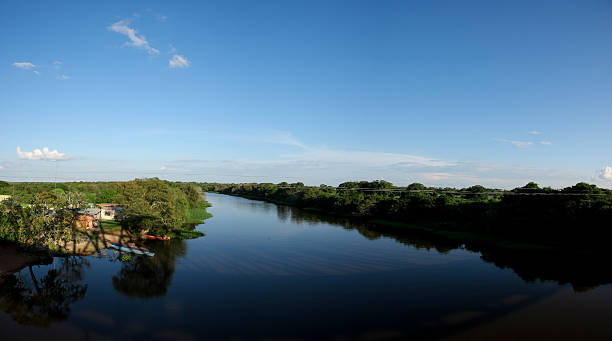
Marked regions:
[115,178,210,237]
[0,179,212,247]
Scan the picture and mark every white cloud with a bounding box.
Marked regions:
[33,70,40,75]
[169,54,190,68]
[107,20,159,55]
[598,166,612,181]
[16,146,69,161]
[12,62,35,70]
[510,140,533,148]
[57,74,70,80]
[53,60,62,69]
[540,141,552,145]
[529,130,541,135]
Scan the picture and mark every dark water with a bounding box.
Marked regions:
[2,193,612,340]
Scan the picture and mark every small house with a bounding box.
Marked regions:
[74,208,101,229]
[98,204,122,221]
[0,194,11,202]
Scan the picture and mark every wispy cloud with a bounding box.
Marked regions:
[17,146,69,161]
[53,60,62,69]
[498,138,552,148]
[1,131,594,188]
[497,139,533,148]
[283,147,455,168]
[529,130,541,135]
[107,20,159,55]
[33,70,40,75]
[264,131,309,149]
[511,141,533,147]
[169,54,190,68]
[261,132,453,167]
[57,74,70,80]
[12,62,35,70]
[163,132,591,188]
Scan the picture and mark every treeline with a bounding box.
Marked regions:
[201,181,612,248]
[116,178,211,237]
[0,180,120,205]
[0,179,211,249]
[0,195,78,251]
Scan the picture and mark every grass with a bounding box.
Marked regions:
[186,207,213,224]
[171,228,205,239]
[99,219,123,231]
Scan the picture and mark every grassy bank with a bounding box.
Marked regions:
[186,207,213,224]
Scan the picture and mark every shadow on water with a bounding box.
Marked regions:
[0,239,188,327]
[112,239,187,298]
[274,201,612,292]
[0,255,88,327]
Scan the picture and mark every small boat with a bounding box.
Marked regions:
[106,240,155,257]
[143,234,170,241]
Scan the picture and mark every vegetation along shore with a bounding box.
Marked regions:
[0,179,212,254]
[201,180,612,253]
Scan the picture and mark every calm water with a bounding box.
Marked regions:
[1,193,612,340]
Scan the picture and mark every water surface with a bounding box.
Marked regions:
[1,193,611,340]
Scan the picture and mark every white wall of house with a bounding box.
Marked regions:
[100,208,117,220]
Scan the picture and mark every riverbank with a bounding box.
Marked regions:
[0,179,213,255]
[209,190,603,255]
[0,241,52,276]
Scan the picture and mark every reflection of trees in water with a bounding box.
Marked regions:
[0,256,88,326]
[276,205,291,222]
[277,203,612,292]
[226,196,275,215]
[479,250,612,293]
[112,240,187,298]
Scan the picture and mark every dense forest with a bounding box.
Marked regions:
[0,179,211,250]
[201,180,612,249]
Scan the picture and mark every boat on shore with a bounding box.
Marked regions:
[143,234,170,241]
[105,240,155,257]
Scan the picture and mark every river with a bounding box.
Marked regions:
[1,193,611,340]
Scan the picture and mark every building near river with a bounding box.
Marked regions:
[98,204,122,221]
[74,208,101,229]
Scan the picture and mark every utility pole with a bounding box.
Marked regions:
[53,160,57,189]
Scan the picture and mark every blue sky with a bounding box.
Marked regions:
[1,0,611,188]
